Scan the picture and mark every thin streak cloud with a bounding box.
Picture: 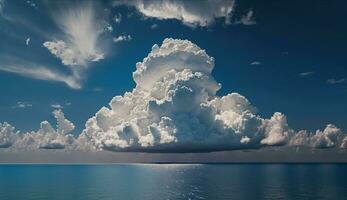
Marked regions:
[299,71,314,76]
[327,78,346,84]
[0,63,80,89]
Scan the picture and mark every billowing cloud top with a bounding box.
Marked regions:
[79,38,347,152]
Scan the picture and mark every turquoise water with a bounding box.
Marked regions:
[1,164,347,200]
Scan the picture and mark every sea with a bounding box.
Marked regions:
[1,164,347,200]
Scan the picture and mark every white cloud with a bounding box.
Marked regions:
[151,24,158,29]
[310,124,341,148]
[79,38,347,152]
[327,78,346,84]
[113,34,132,43]
[114,0,235,27]
[53,109,75,135]
[51,104,63,109]
[299,71,314,76]
[341,136,347,148]
[25,37,30,46]
[289,124,342,148]
[43,3,105,88]
[43,40,103,67]
[0,62,81,89]
[235,9,256,25]
[113,13,122,24]
[12,101,32,109]
[0,110,82,150]
[261,112,291,146]
[26,0,36,8]
[104,24,113,32]
[0,3,99,90]
[0,122,19,148]
[250,61,261,66]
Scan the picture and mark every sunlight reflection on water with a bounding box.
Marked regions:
[1,164,347,200]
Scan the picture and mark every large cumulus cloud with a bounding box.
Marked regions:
[79,38,347,152]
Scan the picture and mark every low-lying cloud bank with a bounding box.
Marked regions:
[0,110,90,151]
[1,38,347,152]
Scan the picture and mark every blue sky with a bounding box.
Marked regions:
[0,0,346,138]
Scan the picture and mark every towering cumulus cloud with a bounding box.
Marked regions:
[80,38,347,152]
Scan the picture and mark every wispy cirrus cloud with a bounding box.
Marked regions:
[51,104,63,109]
[326,78,347,84]
[327,78,346,84]
[0,62,80,89]
[0,2,109,89]
[250,61,261,66]
[42,2,107,88]
[299,71,314,76]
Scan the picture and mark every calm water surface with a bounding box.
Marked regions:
[1,164,347,200]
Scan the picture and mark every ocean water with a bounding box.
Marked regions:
[1,164,347,200]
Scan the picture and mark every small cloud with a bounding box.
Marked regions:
[26,0,36,8]
[299,71,314,76]
[65,102,72,106]
[93,87,103,92]
[113,13,122,24]
[113,34,132,43]
[151,24,158,29]
[105,25,113,32]
[250,61,261,66]
[51,104,63,109]
[327,78,346,84]
[25,37,30,46]
[236,9,256,25]
[12,101,32,109]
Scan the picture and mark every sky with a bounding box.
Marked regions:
[0,0,347,160]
